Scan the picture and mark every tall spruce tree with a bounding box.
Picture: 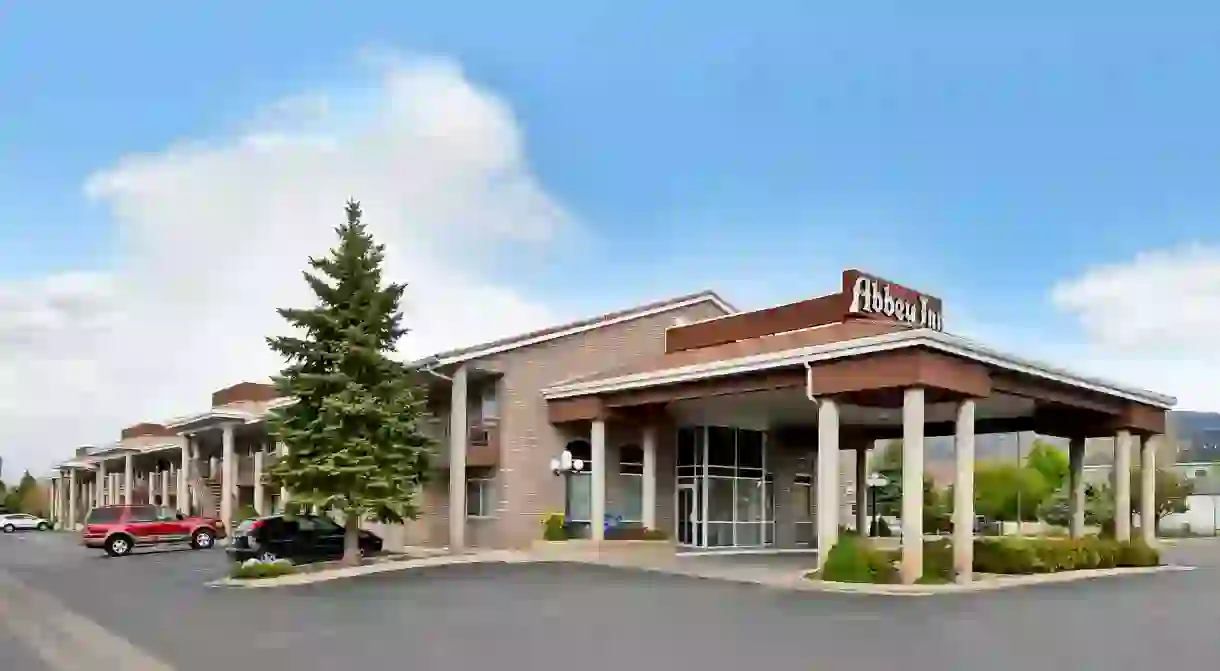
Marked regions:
[266,200,433,564]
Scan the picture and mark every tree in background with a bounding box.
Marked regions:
[974,462,1049,522]
[267,200,435,565]
[1026,440,1070,492]
[2,471,42,515]
[1129,468,1192,531]
[872,439,903,517]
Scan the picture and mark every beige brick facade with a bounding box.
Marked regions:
[403,300,729,549]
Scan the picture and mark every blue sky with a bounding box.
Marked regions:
[3,4,1220,475]
[6,3,1219,317]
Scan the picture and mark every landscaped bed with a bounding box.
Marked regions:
[810,533,1162,585]
[228,551,433,580]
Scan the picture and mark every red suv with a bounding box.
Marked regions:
[81,505,226,557]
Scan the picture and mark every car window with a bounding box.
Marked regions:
[156,507,182,521]
[294,517,318,532]
[236,519,261,535]
[85,508,124,524]
[128,506,159,522]
[311,516,342,533]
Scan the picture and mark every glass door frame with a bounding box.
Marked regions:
[676,484,697,546]
[674,425,773,549]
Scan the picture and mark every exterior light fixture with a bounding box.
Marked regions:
[865,472,889,537]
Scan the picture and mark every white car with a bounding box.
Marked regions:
[0,513,51,532]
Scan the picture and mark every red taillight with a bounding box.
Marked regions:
[249,519,265,532]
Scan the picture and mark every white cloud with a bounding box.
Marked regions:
[1051,245,1220,410]
[0,55,569,479]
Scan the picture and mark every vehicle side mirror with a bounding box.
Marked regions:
[177,513,185,521]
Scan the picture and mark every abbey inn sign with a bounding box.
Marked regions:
[842,269,944,331]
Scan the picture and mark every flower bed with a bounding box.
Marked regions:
[813,535,1161,584]
[230,558,296,580]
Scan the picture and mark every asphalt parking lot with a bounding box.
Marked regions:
[4,531,1220,670]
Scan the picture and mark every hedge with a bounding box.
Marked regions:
[816,536,1159,584]
[972,537,1159,574]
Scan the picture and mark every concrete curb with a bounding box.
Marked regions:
[800,564,1197,596]
[207,551,534,589]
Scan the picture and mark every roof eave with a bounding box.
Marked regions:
[542,329,1176,410]
[415,292,735,368]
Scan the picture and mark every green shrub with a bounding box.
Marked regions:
[973,538,1039,574]
[230,559,295,580]
[922,539,954,581]
[819,535,897,583]
[972,536,1158,574]
[1115,539,1160,567]
[541,513,567,541]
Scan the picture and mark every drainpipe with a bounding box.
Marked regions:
[803,361,821,407]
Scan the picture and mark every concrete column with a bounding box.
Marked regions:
[642,424,657,530]
[901,387,926,585]
[591,419,607,541]
[952,398,976,583]
[179,437,190,514]
[1068,436,1086,538]
[49,478,57,523]
[68,470,78,527]
[253,450,265,515]
[1141,434,1158,545]
[221,423,235,532]
[1114,429,1133,541]
[277,441,289,512]
[815,398,840,567]
[209,456,219,480]
[123,455,134,504]
[160,469,170,508]
[96,461,107,507]
[855,448,868,534]
[448,364,469,549]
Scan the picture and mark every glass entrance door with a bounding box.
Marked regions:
[677,485,698,546]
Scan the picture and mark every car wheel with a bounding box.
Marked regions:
[257,550,279,562]
[2,524,14,533]
[105,535,133,557]
[36,523,48,531]
[190,529,215,550]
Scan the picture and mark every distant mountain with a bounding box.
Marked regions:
[916,410,1220,486]
[1169,410,1220,463]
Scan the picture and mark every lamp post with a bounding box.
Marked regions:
[866,472,889,537]
[549,450,586,531]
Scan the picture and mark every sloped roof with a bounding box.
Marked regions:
[413,290,735,367]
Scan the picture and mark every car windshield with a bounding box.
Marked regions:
[236,519,261,534]
[85,508,123,524]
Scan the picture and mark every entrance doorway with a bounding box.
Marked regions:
[677,485,698,545]
[676,425,774,548]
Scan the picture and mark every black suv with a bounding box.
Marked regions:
[227,514,382,564]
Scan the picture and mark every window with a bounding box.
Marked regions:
[129,506,159,522]
[619,445,643,475]
[311,516,342,532]
[617,445,644,522]
[467,476,496,518]
[85,508,123,524]
[480,384,499,420]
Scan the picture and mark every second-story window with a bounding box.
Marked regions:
[480,384,499,420]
